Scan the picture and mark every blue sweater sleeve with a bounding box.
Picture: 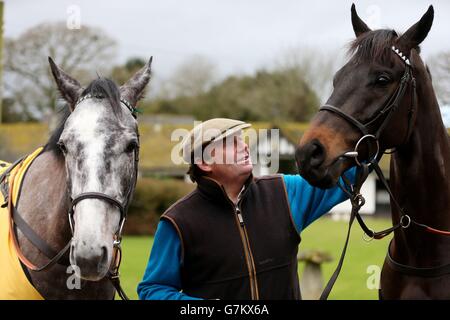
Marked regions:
[282,166,356,233]
[137,219,203,300]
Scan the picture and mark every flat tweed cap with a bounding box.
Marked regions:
[181,118,251,163]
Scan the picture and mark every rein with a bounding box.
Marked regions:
[4,98,140,300]
[318,46,450,299]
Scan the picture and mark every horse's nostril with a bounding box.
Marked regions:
[100,246,108,265]
[295,141,327,173]
[310,142,325,167]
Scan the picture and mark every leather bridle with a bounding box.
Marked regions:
[4,96,140,300]
[68,193,126,239]
[66,148,139,300]
[66,95,140,300]
[320,46,417,166]
[318,46,450,299]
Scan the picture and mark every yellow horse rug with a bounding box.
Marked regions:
[0,148,44,300]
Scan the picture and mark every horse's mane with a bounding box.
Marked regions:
[43,106,71,158]
[347,29,412,64]
[44,77,123,157]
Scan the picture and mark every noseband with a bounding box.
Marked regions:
[68,193,126,243]
[320,46,417,165]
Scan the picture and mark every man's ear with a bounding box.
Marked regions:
[398,5,434,51]
[351,3,371,37]
[119,57,153,107]
[48,57,83,111]
[197,162,213,173]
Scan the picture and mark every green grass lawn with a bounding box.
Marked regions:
[299,216,392,300]
[120,216,392,300]
[119,236,154,300]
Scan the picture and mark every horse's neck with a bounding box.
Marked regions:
[16,150,71,263]
[390,78,450,262]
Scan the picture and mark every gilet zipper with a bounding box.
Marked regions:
[234,205,260,300]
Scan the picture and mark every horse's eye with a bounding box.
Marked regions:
[57,141,67,154]
[375,75,391,86]
[125,141,138,153]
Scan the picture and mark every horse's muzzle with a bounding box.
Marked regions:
[295,140,342,189]
[70,241,110,281]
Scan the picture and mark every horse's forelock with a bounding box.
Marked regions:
[44,105,71,158]
[81,78,123,119]
[347,29,399,64]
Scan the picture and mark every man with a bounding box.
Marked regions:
[137,118,356,300]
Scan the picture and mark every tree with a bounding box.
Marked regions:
[274,46,342,104]
[144,50,321,122]
[1,97,25,122]
[148,66,319,122]
[4,22,117,122]
[428,51,450,105]
[200,68,319,122]
[160,54,218,99]
[111,57,146,86]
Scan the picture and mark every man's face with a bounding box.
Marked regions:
[200,132,253,182]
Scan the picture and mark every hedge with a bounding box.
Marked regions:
[125,177,195,235]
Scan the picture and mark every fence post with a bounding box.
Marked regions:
[298,249,333,300]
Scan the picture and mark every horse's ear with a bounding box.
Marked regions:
[398,6,434,50]
[351,3,371,37]
[48,57,82,111]
[120,56,153,107]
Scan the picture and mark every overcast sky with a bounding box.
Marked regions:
[4,0,450,80]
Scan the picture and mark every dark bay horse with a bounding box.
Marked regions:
[296,5,450,299]
[3,57,152,299]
